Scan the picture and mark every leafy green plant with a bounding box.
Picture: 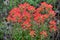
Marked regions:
[0,22,4,40]
[9,0,57,9]
[0,0,58,40]
[7,2,57,40]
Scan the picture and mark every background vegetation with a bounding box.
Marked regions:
[0,0,60,40]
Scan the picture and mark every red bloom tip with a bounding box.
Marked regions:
[29,30,36,37]
[40,30,48,37]
[49,20,56,25]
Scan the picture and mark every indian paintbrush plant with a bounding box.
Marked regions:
[6,2,57,40]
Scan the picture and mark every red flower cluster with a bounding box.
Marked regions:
[49,20,57,32]
[29,30,36,37]
[33,2,56,23]
[7,2,57,37]
[7,8,22,22]
[40,30,48,37]
[7,2,35,30]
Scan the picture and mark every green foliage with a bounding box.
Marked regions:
[0,0,58,40]
[0,22,4,40]
[9,0,57,9]
[9,0,20,10]
[12,23,31,40]
[0,0,4,13]
[0,31,3,40]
